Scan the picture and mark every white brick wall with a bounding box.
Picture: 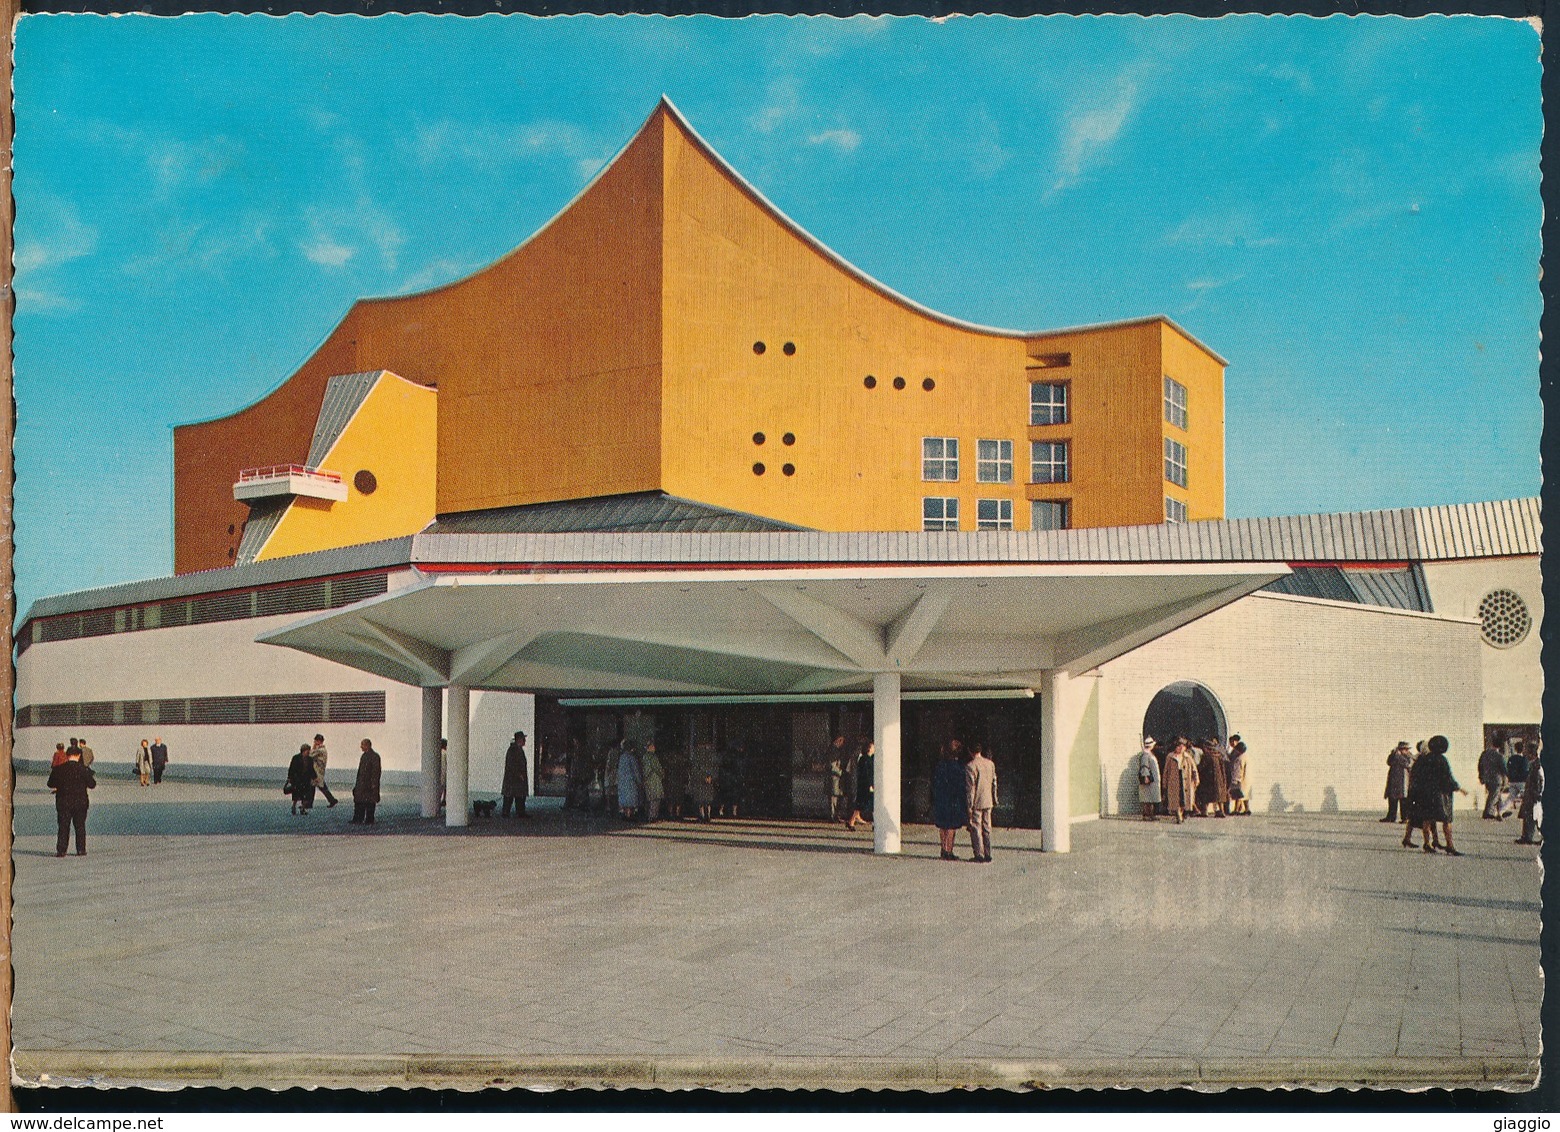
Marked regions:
[1420,555,1543,726]
[1096,592,1484,816]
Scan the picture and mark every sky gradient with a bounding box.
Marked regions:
[12,13,1543,614]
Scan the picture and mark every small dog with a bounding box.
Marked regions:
[472,799,497,819]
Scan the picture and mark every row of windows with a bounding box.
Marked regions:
[924,438,1071,485]
[923,498,1072,532]
[19,572,391,656]
[1029,377,1190,431]
[16,691,388,729]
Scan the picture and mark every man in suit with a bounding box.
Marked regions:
[48,745,97,857]
[965,741,998,863]
[1478,734,1508,820]
[350,738,382,826]
[309,734,339,810]
[501,731,529,818]
[150,737,169,784]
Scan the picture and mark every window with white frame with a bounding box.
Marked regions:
[1164,376,1188,430]
[1031,440,1070,484]
[976,439,1014,483]
[1165,497,1188,524]
[1030,382,1068,426]
[923,497,959,531]
[1164,437,1188,487]
[922,437,959,482]
[1031,500,1070,531]
[976,498,1013,530]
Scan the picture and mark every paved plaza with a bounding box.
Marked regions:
[11,771,1543,1091]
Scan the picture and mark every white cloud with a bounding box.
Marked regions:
[297,200,405,274]
[748,78,802,135]
[807,128,861,153]
[301,236,356,268]
[1051,80,1138,194]
[121,212,277,279]
[1164,212,1282,250]
[15,201,97,275]
[410,117,608,183]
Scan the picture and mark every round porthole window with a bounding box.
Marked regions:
[1478,589,1531,648]
[923,378,936,391]
[893,376,906,390]
[782,463,796,476]
[753,462,766,476]
[864,376,877,389]
[753,432,766,445]
[354,470,378,495]
[753,341,767,355]
[782,342,796,356]
[782,433,796,446]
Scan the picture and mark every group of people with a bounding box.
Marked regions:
[929,739,998,862]
[1381,735,1469,854]
[567,737,748,824]
[825,736,875,831]
[1473,733,1543,845]
[1134,734,1249,822]
[134,738,170,785]
[285,733,382,825]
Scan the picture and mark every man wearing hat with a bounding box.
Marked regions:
[1383,740,1413,822]
[501,731,530,818]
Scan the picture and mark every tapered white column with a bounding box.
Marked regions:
[1040,669,1070,853]
[446,684,470,828]
[420,686,443,819]
[873,671,902,855]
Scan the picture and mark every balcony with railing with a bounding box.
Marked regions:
[233,464,348,503]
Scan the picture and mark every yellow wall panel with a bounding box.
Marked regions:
[1161,323,1226,521]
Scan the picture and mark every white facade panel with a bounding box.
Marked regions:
[1419,555,1543,726]
[1095,592,1484,817]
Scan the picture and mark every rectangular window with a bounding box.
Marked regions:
[1029,382,1069,426]
[922,437,959,482]
[1031,500,1071,531]
[1164,437,1188,487]
[976,499,1014,530]
[1031,440,1070,484]
[1166,497,1188,524]
[923,497,959,531]
[976,439,1013,483]
[1164,376,1188,430]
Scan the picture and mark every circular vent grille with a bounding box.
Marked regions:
[1477,589,1531,648]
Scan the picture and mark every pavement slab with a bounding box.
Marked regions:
[10,773,1543,1091]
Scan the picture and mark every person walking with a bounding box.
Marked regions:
[932,742,968,857]
[1516,744,1542,846]
[350,738,382,825]
[1136,737,1162,821]
[642,741,665,822]
[846,741,875,831]
[689,741,718,823]
[48,745,96,857]
[965,741,997,862]
[135,739,153,787]
[1478,734,1508,820]
[309,735,339,810]
[1412,735,1468,855]
[501,731,530,818]
[826,735,847,822]
[286,743,316,815]
[1383,741,1413,822]
[1196,739,1229,818]
[150,737,169,784]
[1226,735,1250,815]
[617,740,645,821]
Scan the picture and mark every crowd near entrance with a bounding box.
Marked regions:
[1142,681,1227,753]
[528,696,1045,828]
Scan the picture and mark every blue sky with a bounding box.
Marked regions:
[12,13,1542,612]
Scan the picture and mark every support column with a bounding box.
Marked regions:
[1040,669,1070,853]
[873,671,902,855]
[446,684,470,828]
[420,686,443,819]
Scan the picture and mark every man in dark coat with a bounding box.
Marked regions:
[1195,740,1229,817]
[1383,741,1413,822]
[150,737,169,784]
[350,738,382,826]
[48,746,96,856]
[1478,734,1508,820]
[501,731,529,818]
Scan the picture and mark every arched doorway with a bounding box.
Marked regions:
[1142,681,1228,749]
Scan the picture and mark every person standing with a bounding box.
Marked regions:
[1162,738,1187,824]
[1226,735,1250,815]
[1177,739,1200,819]
[642,741,665,823]
[617,740,645,821]
[965,741,997,862]
[501,731,530,818]
[689,741,717,822]
[48,744,96,857]
[932,742,968,857]
[78,736,95,770]
[310,735,339,810]
[826,736,847,822]
[1516,744,1543,846]
[1478,734,1508,820]
[1413,735,1468,855]
[286,743,316,815]
[150,737,169,784]
[846,741,875,831]
[1383,741,1413,822]
[350,738,382,825]
[50,742,68,769]
[1136,737,1162,821]
[1196,739,1229,818]
[135,739,153,787]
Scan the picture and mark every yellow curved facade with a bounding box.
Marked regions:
[174,100,1225,571]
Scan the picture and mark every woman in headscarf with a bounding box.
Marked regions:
[1196,739,1230,818]
[932,741,968,857]
[1135,737,1161,821]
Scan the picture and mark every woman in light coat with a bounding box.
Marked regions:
[1136,738,1161,820]
[135,740,153,787]
[641,741,665,823]
[1226,736,1250,815]
[617,740,645,820]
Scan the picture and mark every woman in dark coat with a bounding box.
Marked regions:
[1195,740,1229,817]
[931,744,967,859]
[352,739,383,825]
[1409,735,1467,855]
[286,743,316,815]
[846,741,875,830]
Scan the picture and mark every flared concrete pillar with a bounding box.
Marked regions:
[420,686,443,819]
[446,684,470,828]
[873,671,902,855]
[1041,669,1070,853]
